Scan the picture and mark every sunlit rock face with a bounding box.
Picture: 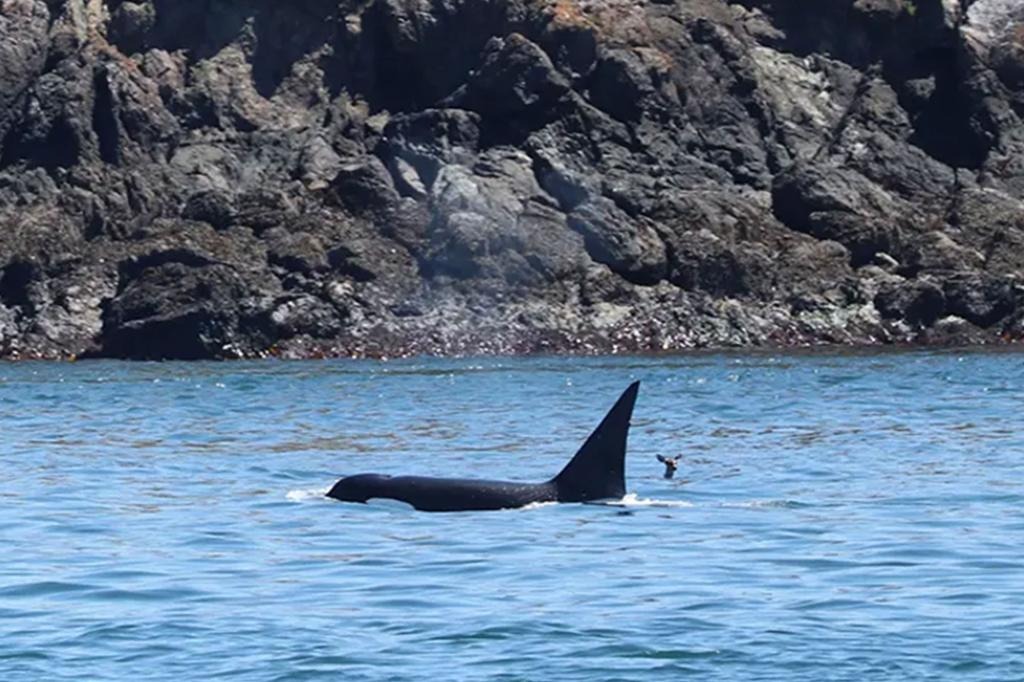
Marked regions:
[1,0,1023,359]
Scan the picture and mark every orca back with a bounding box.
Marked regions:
[326,381,641,511]
[327,473,556,512]
[551,381,639,502]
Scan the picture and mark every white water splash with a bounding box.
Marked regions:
[286,487,330,502]
[594,493,694,508]
[724,499,807,509]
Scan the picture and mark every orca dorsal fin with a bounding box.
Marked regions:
[552,381,639,502]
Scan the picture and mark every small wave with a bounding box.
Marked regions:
[0,581,95,598]
[286,487,330,502]
[725,499,810,509]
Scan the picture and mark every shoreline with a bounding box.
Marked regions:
[4,335,1022,363]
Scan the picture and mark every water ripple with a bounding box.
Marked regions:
[1,351,1023,680]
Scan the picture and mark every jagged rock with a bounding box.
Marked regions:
[922,314,988,345]
[2,60,96,169]
[0,301,17,351]
[463,34,570,115]
[903,231,985,274]
[327,242,379,282]
[266,229,329,274]
[875,278,946,326]
[451,33,573,144]
[298,136,344,189]
[949,187,1024,273]
[328,157,400,215]
[665,229,772,297]
[772,162,905,231]
[2,0,1024,358]
[381,109,482,193]
[182,189,236,229]
[422,149,584,285]
[771,162,907,265]
[567,197,667,285]
[108,1,157,55]
[588,47,674,122]
[234,189,298,233]
[270,294,343,339]
[808,212,901,268]
[943,273,1018,327]
[0,0,50,145]
[92,58,182,163]
[100,261,276,360]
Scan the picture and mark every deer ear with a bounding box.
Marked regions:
[656,454,667,463]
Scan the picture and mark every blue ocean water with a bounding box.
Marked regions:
[1,350,1023,681]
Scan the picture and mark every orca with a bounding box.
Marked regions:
[326,381,640,512]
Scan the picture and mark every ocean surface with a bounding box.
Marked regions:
[2,350,1023,681]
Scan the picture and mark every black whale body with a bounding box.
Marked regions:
[326,381,640,512]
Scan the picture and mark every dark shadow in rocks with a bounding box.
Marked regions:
[92,69,121,166]
[0,261,37,313]
[891,46,989,169]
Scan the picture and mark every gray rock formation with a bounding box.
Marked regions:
[1,0,1023,359]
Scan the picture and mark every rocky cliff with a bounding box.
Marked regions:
[2,0,1024,359]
